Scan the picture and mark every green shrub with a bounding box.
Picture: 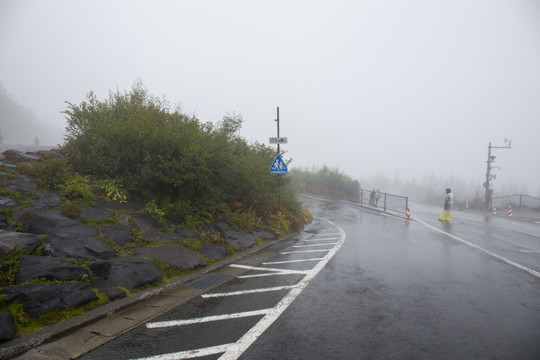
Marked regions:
[61,175,93,202]
[94,178,128,202]
[30,157,71,190]
[62,80,303,217]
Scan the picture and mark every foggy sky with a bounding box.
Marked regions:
[1,0,539,195]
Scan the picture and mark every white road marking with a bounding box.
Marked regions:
[201,285,297,298]
[136,221,345,360]
[279,249,330,254]
[303,238,339,242]
[307,236,339,240]
[263,258,324,265]
[147,309,271,329]
[130,343,233,360]
[518,249,540,253]
[218,221,345,359]
[238,272,302,279]
[293,243,337,248]
[229,264,307,275]
[415,218,540,279]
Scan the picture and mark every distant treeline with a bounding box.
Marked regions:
[290,165,360,202]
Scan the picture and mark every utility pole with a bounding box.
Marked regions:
[484,139,512,210]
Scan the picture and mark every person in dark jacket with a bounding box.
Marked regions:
[439,188,453,222]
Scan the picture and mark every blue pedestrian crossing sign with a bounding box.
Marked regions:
[270,154,288,174]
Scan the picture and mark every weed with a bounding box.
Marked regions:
[94,178,128,202]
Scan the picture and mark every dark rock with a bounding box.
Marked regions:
[44,233,116,260]
[252,230,277,240]
[200,241,227,259]
[213,222,229,234]
[133,245,206,269]
[142,229,178,243]
[0,311,16,342]
[16,255,89,284]
[130,213,165,230]
[3,175,37,194]
[174,227,198,238]
[0,230,42,253]
[101,225,135,246]
[0,215,11,230]
[197,225,215,238]
[0,161,17,170]
[0,282,98,319]
[79,205,115,221]
[100,287,127,301]
[1,150,41,162]
[90,256,163,290]
[165,216,183,228]
[0,196,17,209]
[222,230,257,250]
[28,191,62,208]
[12,208,97,236]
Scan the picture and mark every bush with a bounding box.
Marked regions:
[62,80,303,218]
[29,156,71,190]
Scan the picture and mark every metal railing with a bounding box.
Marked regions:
[491,194,540,211]
[359,189,409,215]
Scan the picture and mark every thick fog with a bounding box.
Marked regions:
[1,0,539,196]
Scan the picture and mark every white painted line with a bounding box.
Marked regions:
[130,343,232,360]
[303,238,339,243]
[308,236,339,240]
[263,258,324,265]
[238,272,305,279]
[201,285,297,298]
[229,264,307,275]
[147,309,270,329]
[280,249,330,255]
[415,218,540,279]
[218,219,345,359]
[293,243,337,248]
[518,250,540,253]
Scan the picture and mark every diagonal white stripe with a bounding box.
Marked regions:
[130,343,233,360]
[146,309,270,329]
[218,219,345,359]
[229,264,307,274]
[201,285,297,298]
[263,258,324,265]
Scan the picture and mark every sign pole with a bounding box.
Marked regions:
[276,107,281,209]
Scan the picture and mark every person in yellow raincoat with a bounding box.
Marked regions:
[439,188,453,223]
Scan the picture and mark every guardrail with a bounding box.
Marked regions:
[359,189,409,215]
[491,194,540,210]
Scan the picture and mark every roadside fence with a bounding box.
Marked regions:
[359,188,409,215]
[491,194,540,211]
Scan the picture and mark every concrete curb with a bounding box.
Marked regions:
[0,231,301,359]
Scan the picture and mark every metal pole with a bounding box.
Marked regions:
[276,107,281,209]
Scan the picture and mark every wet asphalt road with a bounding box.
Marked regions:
[78,195,540,360]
